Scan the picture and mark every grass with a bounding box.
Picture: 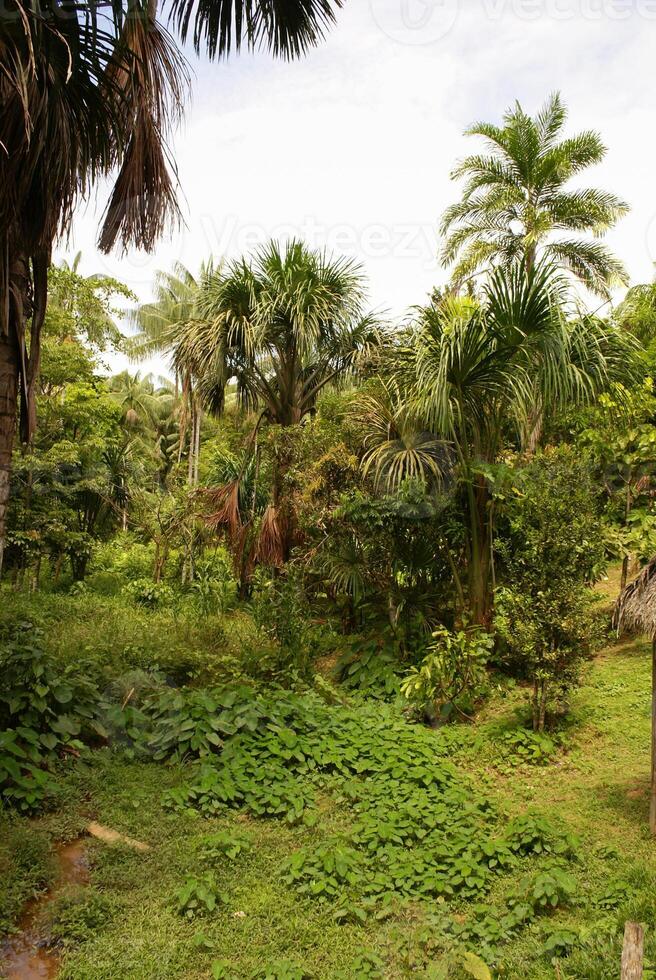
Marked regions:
[3,588,656,977]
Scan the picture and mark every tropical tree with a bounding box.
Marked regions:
[366,260,635,625]
[108,371,167,432]
[127,262,214,484]
[441,92,628,297]
[176,239,377,564]
[0,0,343,573]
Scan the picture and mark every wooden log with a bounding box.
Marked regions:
[86,822,150,852]
[621,921,644,979]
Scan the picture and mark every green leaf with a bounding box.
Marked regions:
[461,952,492,979]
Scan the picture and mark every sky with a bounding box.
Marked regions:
[59,0,656,375]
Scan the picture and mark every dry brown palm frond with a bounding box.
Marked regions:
[204,480,242,536]
[99,11,189,252]
[613,556,656,639]
[256,504,285,567]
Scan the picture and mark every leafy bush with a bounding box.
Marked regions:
[285,843,363,899]
[175,872,227,918]
[146,685,274,761]
[0,623,105,811]
[494,447,606,730]
[530,867,577,910]
[121,578,175,609]
[541,927,579,958]
[401,625,493,723]
[190,571,237,616]
[199,830,252,861]
[495,728,564,768]
[333,636,400,698]
[92,537,157,583]
[505,815,578,859]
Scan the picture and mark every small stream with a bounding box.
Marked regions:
[0,839,88,980]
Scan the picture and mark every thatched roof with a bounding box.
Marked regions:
[613,557,656,639]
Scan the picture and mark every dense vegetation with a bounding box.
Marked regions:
[3,95,656,978]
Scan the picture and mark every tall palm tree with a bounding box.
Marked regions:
[178,239,377,563]
[441,93,628,297]
[0,0,343,572]
[127,261,214,484]
[368,260,635,625]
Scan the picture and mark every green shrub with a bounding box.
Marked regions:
[199,830,252,861]
[92,538,157,582]
[145,685,273,761]
[121,578,175,609]
[530,867,577,910]
[0,623,105,811]
[401,625,493,723]
[541,927,579,958]
[333,636,400,698]
[175,872,227,918]
[496,728,564,768]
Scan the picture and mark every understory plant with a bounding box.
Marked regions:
[494,448,605,730]
[401,624,493,723]
[0,623,106,810]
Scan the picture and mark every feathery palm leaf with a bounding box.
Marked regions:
[441,92,628,297]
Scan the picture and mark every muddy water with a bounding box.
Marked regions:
[0,839,88,980]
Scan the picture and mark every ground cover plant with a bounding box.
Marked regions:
[2,608,656,978]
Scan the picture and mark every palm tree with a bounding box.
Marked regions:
[109,370,167,431]
[441,93,628,297]
[178,239,376,563]
[615,280,656,346]
[354,377,449,492]
[368,260,635,625]
[127,261,214,484]
[0,1,343,573]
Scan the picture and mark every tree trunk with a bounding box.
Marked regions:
[0,323,19,577]
[193,406,201,486]
[621,554,630,592]
[187,405,196,486]
[467,476,492,627]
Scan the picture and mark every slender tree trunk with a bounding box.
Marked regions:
[0,321,19,577]
[193,406,201,486]
[467,475,492,627]
[187,405,196,486]
[621,555,630,592]
[621,486,632,591]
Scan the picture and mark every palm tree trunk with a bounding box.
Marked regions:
[187,405,196,486]
[0,317,19,577]
[467,475,492,627]
[193,406,201,485]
